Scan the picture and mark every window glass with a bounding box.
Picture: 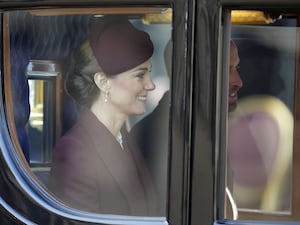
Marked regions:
[7,8,172,217]
[226,10,298,220]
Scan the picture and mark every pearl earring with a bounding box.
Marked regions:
[104,91,109,102]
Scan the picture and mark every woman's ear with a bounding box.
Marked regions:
[94,72,110,91]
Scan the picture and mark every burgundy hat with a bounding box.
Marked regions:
[89,19,154,75]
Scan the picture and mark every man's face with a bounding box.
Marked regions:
[228,41,243,112]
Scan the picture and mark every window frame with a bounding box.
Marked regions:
[0,1,193,225]
[217,0,300,222]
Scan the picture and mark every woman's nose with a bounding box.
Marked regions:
[145,76,156,91]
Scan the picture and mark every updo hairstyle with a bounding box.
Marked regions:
[64,40,102,108]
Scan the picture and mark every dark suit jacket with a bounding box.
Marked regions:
[49,109,158,216]
[130,91,170,215]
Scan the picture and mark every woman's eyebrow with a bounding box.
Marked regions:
[133,67,149,73]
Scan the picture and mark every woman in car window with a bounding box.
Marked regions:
[48,18,158,216]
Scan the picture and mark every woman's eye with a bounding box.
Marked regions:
[135,73,145,79]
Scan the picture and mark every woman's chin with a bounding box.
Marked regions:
[133,108,146,115]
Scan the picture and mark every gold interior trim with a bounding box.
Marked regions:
[231,10,278,24]
[142,8,172,24]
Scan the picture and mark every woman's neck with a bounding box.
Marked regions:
[90,101,126,136]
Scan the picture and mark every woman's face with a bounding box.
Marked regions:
[107,59,155,116]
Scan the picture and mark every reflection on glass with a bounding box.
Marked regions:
[26,60,61,187]
[26,60,61,165]
[28,79,44,162]
[9,8,171,217]
[226,14,295,217]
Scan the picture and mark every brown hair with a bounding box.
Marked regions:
[65,40,102,108]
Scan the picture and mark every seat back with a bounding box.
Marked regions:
[228,95,293,211]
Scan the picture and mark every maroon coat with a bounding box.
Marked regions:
[49,109,158,216]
